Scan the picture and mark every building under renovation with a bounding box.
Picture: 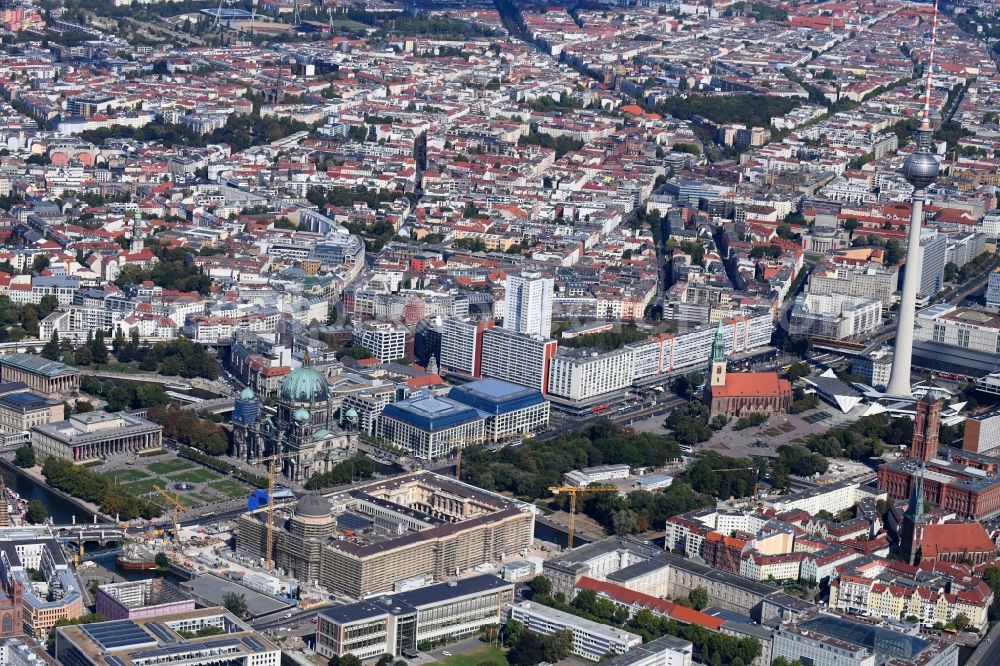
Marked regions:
[235,471,535,598]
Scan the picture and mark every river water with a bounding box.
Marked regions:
[4,469,95,525]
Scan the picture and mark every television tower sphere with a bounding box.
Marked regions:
[903,149,939,190]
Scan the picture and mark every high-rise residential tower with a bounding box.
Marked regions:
[503,272,553,338]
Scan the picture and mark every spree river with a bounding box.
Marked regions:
[4,468,95,525]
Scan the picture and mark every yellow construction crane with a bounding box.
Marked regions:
[153,486,185,542]
[250,450,298,570]
[548,485,621,551]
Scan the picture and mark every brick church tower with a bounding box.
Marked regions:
[910,395,942,462]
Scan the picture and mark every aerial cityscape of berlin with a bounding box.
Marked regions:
[0,0,997,665]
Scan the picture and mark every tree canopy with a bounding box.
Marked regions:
[461,420,680,498]
[42,456,163,520]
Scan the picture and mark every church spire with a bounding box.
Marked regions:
[709,321,728,389]
[907,463,927,522]
[711,321,726,363]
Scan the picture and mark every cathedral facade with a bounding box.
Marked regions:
[231,361,355,483]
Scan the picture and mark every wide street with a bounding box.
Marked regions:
[965,621,1000,666]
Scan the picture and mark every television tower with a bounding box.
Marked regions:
[885,0,941,397]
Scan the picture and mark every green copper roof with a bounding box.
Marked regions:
[711,321,726,363]
[239,387,256,400]
[280,366,330,403]
[0,353,76,377]
[293,407,311,423]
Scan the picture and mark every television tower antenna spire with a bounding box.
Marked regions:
[919,0,939,135]
[884,0,941,398]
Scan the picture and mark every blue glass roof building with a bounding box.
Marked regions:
[377,395,486,460]
[380,396,484,432]
[448,378,547,415]
[448,378,550,443]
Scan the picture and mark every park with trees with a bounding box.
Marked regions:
[41,456,163,521]
[149,405,229,456]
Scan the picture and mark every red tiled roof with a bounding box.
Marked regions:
[576,577,725,630]
[919,523,995,558]
[711,372,791,398]
[406,375,445,389]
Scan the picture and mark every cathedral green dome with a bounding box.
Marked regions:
[280,366,330,403]
[293,408,311,424]
[239,387,256,401]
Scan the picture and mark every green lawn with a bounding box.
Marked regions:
[106,469,149,483]
[191,490,222,504]
[148,459,195,475]
[172,493,198,507]
[167,468,222,484]
[208,479,249,499]
[433,646,507,666]
[125,478,168,497]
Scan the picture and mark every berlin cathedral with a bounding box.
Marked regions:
[231,361,355,483]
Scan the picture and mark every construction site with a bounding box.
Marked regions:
[233,470,537,599]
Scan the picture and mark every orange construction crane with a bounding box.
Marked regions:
[548,485,621,551]
[153,486,185,541]
[250,450,297,570]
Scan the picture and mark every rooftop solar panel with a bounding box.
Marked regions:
[132,638,241,660]
[145,622,175,644]
[243,636,266,652]
[82,620,157,651]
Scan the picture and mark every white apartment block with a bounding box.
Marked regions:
[629,311,774,379]
[764,481,884,516]
[982,209,1000,237]
[440,318,485,375]
[503,272,554,338]
[510,601,642,661]
[480,327,556,393]
[548,347,636,401]
[789,293,882,340]
[40,306,128,345]
[353,322,408,363]
[807,264,898,307]
[917,230,948,298]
